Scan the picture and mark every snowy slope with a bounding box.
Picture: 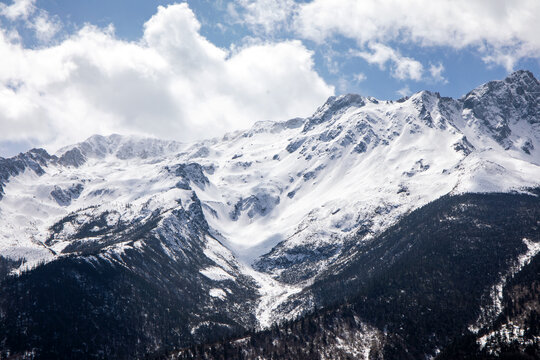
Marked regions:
[0,70,539,327]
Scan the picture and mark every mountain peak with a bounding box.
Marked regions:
[502,70,540,97]
[57,134,185,163]
[462,69,540,108]
[459,69,539,147]
[409,90,440,104]
[504,69,538,85]
[303,93,367,131]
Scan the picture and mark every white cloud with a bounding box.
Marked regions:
[353,43,423,81]
[0,0,61,43]
[428,62,447,84]
[393,57,423,82]
[294,0,540,70]
[320,47,341,75]
[28,11,61,42]
[336,77,349,93]
[354,72,366,82]
[231,0,297,34]
[397,85,411,98]
[0,3,333,153]
[0,0,35,20]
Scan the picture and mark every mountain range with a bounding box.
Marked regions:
[0,70,539,359]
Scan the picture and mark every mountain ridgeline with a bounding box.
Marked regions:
[0,70,539,359]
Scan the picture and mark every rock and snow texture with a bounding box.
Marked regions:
[0,70,539,327]
[470,238,540,334]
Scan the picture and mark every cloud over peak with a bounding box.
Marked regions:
[0,3,333,154]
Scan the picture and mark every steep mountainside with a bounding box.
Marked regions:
[166,191,540,359]
[0,70,539,358]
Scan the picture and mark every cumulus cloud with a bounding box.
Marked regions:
[353,43,423,81]
[294,0,540,70]
[0,3,333,154]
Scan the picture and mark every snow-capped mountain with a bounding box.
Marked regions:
[0,70,539,359]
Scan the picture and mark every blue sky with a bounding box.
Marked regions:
[0,0,539,156]
[31,0,537,98]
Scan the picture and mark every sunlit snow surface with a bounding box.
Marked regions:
[1,73,539,326]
